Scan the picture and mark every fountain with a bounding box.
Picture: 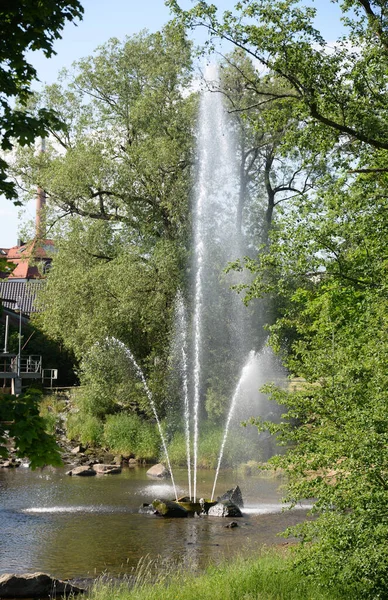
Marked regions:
[107,65,278,509]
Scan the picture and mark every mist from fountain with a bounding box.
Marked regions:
[107,337,178,502]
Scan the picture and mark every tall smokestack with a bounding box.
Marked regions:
[36,137,46,238]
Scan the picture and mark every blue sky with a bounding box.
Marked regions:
[0,0,347,247]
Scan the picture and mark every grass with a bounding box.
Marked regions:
[87,549,348,600]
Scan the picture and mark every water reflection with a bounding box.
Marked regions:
[0,466,309,579]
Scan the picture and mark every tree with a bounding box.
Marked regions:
[0,0,83,201]
[168,0,388,153]
[14,25,195,238]
[0,389,62,468]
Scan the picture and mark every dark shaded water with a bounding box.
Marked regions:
[0,466,310,579]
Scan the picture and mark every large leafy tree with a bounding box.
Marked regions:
[0,0,83,201]
[14,25,195,240]
[15,26,196,425]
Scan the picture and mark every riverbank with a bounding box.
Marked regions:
[87,550,348,600]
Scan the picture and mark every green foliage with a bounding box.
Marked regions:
[0,257,16,274]
[168,423,263,468]
[103,414,160,460]
[0,0,83,200]
[0,389,62,468]
[66,412,104,446]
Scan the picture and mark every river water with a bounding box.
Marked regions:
[0,465,310,580]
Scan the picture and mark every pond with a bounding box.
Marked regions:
[0,465,310,580]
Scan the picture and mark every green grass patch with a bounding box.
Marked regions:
[88,550,348,600]
[67,413,104,446]
[103,413,160,460]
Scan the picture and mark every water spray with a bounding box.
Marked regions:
[211,351,256,501]
[107,337,179,502]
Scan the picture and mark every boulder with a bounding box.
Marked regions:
[71,445,85,455]
[66,466,96,477]
[0,572,85,598]
[146,463,169,478]
[138,503,156,515]
[207,502,243,518]
[152,499,188,518]
[92,464,121,475]
[217,485,244,508]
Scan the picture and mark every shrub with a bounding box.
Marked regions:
[66,413,104,446]
[103,414,160,460]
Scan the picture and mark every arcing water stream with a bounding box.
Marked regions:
[107,337,178,502]
[211,351,256,501]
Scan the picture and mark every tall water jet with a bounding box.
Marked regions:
[211,351,256,501]
[192,64,241,501]
[107,337,178,502]
[174,291,192,500]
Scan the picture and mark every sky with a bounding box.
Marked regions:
[0,0,347,248]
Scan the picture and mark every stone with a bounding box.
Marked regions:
[138,503,156,515]
[71,445,85,455]
[146,463,169,478]
[92,464,122,475]
[66,466,96,476]
[225,521,239,528]
[102,453,115,464]
[207,502,243,518]
[152,499,188,518]
[217,485,244,508]
[113,455,123,465]
[0,572,85,598]
[128,458,138,465]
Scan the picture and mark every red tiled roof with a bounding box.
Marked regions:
[6,238,55,279]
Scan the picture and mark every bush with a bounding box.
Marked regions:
[67,413,104,446]
[103,414,160,460]
[166,432,187,466]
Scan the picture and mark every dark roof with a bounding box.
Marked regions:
[0,280,45,315]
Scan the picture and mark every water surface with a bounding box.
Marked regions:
[0,466,309,579]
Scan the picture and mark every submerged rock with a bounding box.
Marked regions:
[152,499,188,518]
[146,464,169,478]
[207,502,243,518]
[225,521,239,528]
[92,464,121,475]
[66,466,96,477]
[0,572,85,598]
[217,485,244,508]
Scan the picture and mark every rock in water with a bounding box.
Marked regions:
[146,464,169,478]
[152,499,188,518]
[66,466,96,477]
[138,503,156,515]
[225,521,239,528]
[92,464,122,475]
[0,572,85,598]
[217,485,244,508]
[207,502,243,517]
